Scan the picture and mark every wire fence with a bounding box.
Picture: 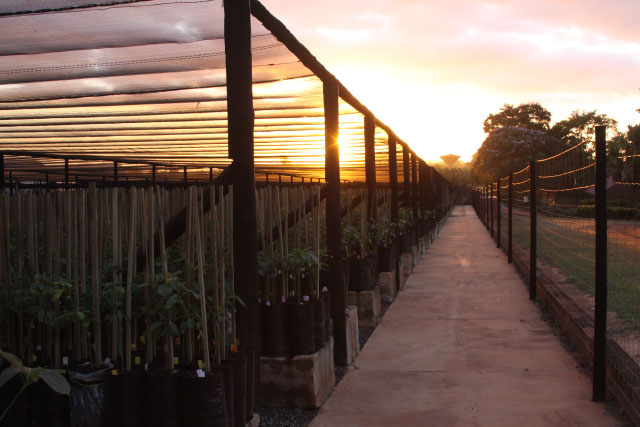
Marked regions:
[472,126,640,412]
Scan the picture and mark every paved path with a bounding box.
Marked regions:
[311,205,621,427]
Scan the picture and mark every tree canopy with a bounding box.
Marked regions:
[472,102,619,181]
[483,103,551,133]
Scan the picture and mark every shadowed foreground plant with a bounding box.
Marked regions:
[0,350,70,422]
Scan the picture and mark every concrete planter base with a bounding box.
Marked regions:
[410,245,418,267]
[346,286,381,328]
[246,414,260,427]
[260,337,336,409]
[345,305,360,365]
[400,253,412,278]
[378,269,396,301]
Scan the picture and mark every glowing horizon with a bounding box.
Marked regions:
[261,0,640,163]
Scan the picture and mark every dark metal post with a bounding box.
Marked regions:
[403,145,410,206]
[593,125,608,402]
[152,165,157,186]
[411,152,418,245]
[0,153,4,191]
[389,135,400,295]
[225,0,259,412]
[113,161,118,186]
[508,173,513,263]
[323,79,347,365]
[497,180,501,248]
[364,113,376,220]
[183,166,187,186]
[490,183,494,238]
[529,161,537,300]
[64,158,70,190]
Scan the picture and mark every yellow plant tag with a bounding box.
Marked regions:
[140,335,146,345]
[173,357,179,366]
[131,343,137,351]
[111,369,118,376]
[134,356,141,365]
[197,360,203,369]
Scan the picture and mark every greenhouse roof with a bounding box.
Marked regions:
[0,0,417,184]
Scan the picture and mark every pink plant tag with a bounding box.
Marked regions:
[196,369,206,378]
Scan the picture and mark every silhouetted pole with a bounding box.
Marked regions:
[364,113,377,221]
[403,146,411,206]
[389,135,400,295]
[593,125,608,402]
[529,161,537,300]
[411,152,419,245]
[496,180,501,248]
[225,0,260,413]
[324,79,347,365]
[508,173,513,263]
[490,183,494,238]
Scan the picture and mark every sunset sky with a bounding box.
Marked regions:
[261,0,640,163]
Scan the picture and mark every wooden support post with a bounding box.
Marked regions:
[388,135,399,294]
[209,167,213,184]
[113,161,118,186]
[593,125,608,402]
[225,0,260,413]
[0,153,4,191]
[183,166,187,186]
[529,161,537,300]
[64,158,69,190]
[496,180,501,249]
[152,164,157,186]
[508,173,513,263]
[411,152,418,245]
[364,113,376,221]
[324,79,347,366]
[402,146,410,206]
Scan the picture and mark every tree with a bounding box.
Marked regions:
[472,126,549,180]
[550,110,617,151]
[483,103,552,134]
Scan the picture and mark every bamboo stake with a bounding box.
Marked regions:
[71,191,81,362]
[276,187,284,300]
[185,187,194,363]
[193,189,211,372]
[79,190,89,359]
[283,187,289,298]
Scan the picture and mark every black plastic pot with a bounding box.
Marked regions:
[349,254,377,292]
[180,368,228,427]
[33,377,70,427]
[144,371,181,427]
[0,371,29,426]
[399,232,411,254]
[260,301,290,357]
[377,243,396,273]
[287,301,316,356]
[321,290,331,342]
[312,297,326,351]
[103,369,144,427]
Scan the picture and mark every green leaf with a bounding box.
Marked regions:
[39,370,70,395]
[0,351,23,369]
[0,366,20,388]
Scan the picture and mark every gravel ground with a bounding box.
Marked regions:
[261,297,393,426]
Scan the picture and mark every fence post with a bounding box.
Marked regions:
[64,158,70,190]
[485,185,489,229]
[113,161,118,187]
[508,173,513,264]
[529,161,537,300]
[593,125,608,402]
[496,180,501,248]
[323,79,347,366]
[225,0,260,411]
[490,183,494,238]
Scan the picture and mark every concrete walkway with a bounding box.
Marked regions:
[311,205,621,427]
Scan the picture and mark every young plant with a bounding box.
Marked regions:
[0,351,70,423]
